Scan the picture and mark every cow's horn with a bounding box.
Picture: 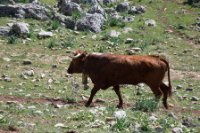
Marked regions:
[69,53,82,59]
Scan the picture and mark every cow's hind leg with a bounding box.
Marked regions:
[160,83,169,109]
[149,84,162,101]
[113,85,123,109]
[85,85,100,107]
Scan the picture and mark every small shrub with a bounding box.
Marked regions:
[72,111,94,122]
[109,18,125,28]
[51,20,60,30]
[134,97,159,112]
[72,11,84,21]
[61,36,76,48]
[7,35,18,44]
[47,39,59,49]
[113,119,130,132]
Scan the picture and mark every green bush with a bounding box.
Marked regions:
[109,18,126,28]
[134,97,159,112]
[61,36,76,48]
[51,20,60,30]
[7,35,18,44]
[47,39,59,49]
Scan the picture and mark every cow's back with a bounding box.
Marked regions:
[84,54,167,86]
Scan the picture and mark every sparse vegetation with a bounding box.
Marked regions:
[0,0,199,132]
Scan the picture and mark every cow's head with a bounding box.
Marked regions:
[67,50,87,74]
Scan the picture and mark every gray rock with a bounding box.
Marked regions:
[22,59,32,65]
[71,0,99,5]
[128,6,146,15]
[88,4,105,16]
[38,30,53,38]
[116,2,129,12]
[4,76,12,82]
[168,112,178,119]
[9,22,29,36]
[123,16,134,22]
[145,19,156,26]
[176,85,183,89]
[185,88,193,91]
[22,70,34,77]
[123,27,133,33]
[125,38,134,44]
[0,4,50,20]
[58,1,82,16]
[154,126,163,133]
[172,127,183,133]
[109,30,120,37]
[76,13,105,33]
[53,12,75,29]
[103,0,118,5]
[182,117,196,127]
[126,47,141,55]
[0,26,10,36]
[191,96,199,101]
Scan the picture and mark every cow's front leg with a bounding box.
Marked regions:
[85,85,100,107]
[113,85,123,109]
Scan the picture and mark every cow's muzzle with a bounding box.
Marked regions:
[67,68,73,74]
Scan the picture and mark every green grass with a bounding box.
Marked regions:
[0,0,200,132]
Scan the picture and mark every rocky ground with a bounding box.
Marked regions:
[0,0,199,132]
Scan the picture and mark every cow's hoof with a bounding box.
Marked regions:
[85,103,90,107]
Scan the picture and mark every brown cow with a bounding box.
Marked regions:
[67,50,172,109]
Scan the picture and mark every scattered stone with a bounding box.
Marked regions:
[9,22,29,36]
[27,105,36,109]
[114,110,126,119]
[126,47,141,55]
[116,2,129,12]
[123,16,134,22]
[103,0,118,5]
[3,57,11,62]
[123,27,133,33]
[34,110,43,115]
[40,73,46,79]
[182,117,196,127]
[76,13,105,33]
[7,101,18,105]
[38,30,53,38]
[58,1,82,16]
[109,30,121,37]
[53,12,76,29]
[0,4,50,20]
[0,26,10,36]
[54,123,67,128]
[54,104,63,108]
[128,6,146,15]
[176,85,182,89]
[131,122,141,132]
[185,88,193,91]
[191,96,199,101]
[168,112,178,119]
[154,126,163,133]
[149,115,158,122]
[125,38,134,44]
[172,127,183,133]
[52,64,57,68]
[145,19,156,27]
[22,59,32,65]
[25,70,34,76]
[88,4,105,16]
[105,117,115,122]
[4,76,12,82]
[48,78,54,84]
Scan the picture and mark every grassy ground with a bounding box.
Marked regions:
[0,0,200,132]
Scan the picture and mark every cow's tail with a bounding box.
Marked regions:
[161,58,172,96]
